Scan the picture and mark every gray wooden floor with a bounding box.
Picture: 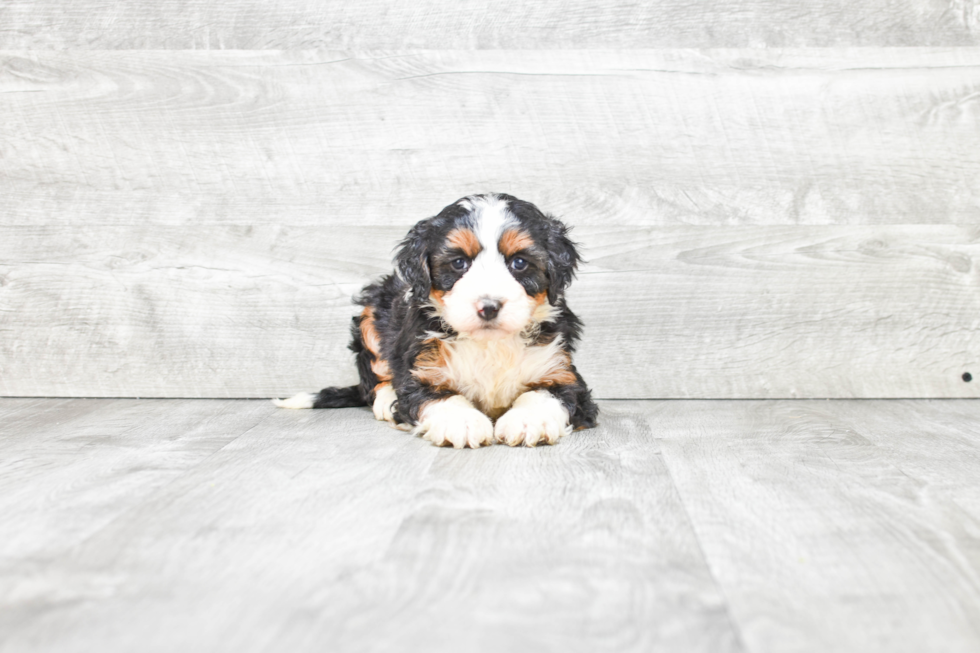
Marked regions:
[1,398,979,652]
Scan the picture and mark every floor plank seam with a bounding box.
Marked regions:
[654,442,753,653]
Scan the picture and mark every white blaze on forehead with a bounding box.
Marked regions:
[466,194,514,258]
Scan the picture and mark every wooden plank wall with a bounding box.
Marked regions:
[2,1,979,48]
[1,6,979,399]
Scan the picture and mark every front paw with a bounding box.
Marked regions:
[415,395,494,449]
[372,383,397,423]
[494,390,571,447]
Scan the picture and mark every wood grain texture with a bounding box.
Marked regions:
[653,399,980,653]
[0,399,743,653]
[575,224,980,398]
[2,224,977,399]
[812,399,980,520]
[3,49,980,227]
[272,402,742,652]
[1,0,978,49]
[4,398,980,652]
[0,400,270,562]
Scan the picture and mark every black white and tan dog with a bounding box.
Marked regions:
[274,193,598,448]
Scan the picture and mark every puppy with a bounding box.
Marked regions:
[274,193,598,448]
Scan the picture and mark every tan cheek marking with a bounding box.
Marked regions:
[429,289,446,305]
[447,228,481,258]
[532,291,548,306]
[361,307,392,382]
[499,229,534,258]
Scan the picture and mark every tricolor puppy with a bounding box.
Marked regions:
[274,193,598,448]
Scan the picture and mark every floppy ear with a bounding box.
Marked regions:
[545,218,581,305]
[394,219,433,299]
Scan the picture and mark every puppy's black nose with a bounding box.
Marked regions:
[477,299,502,321]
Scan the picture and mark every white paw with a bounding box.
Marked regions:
[415,395,494,449]
[372,384,397,423]
[494,390,571,447]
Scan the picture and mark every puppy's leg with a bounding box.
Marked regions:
[494,389,572,447]
[372,382,398,423]
[414,394,494,449]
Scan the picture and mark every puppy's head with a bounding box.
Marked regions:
[395,194,580,340]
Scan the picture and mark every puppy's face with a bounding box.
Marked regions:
[396,194,579,340]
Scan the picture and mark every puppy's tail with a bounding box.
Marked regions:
[272,385,367,409]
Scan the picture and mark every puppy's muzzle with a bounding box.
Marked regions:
[477,298,503,321]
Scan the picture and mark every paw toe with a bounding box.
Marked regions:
[416,397,493,449]
[493,408,569,447]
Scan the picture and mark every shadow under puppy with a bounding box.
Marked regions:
[275,193,598,448]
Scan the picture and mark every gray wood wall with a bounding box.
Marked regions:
[1,5,979,399]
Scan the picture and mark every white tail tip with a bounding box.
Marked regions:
[272,392,317,409]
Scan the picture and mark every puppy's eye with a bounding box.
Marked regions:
[509,257,528,272]
[451,257,470,272]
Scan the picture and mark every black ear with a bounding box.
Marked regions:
[545,218,581,305]
[394,219,433,300]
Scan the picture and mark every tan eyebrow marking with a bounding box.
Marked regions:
[447,228,481,258]
[499,229,534,258]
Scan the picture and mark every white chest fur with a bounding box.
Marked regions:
[433,334,567,419]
